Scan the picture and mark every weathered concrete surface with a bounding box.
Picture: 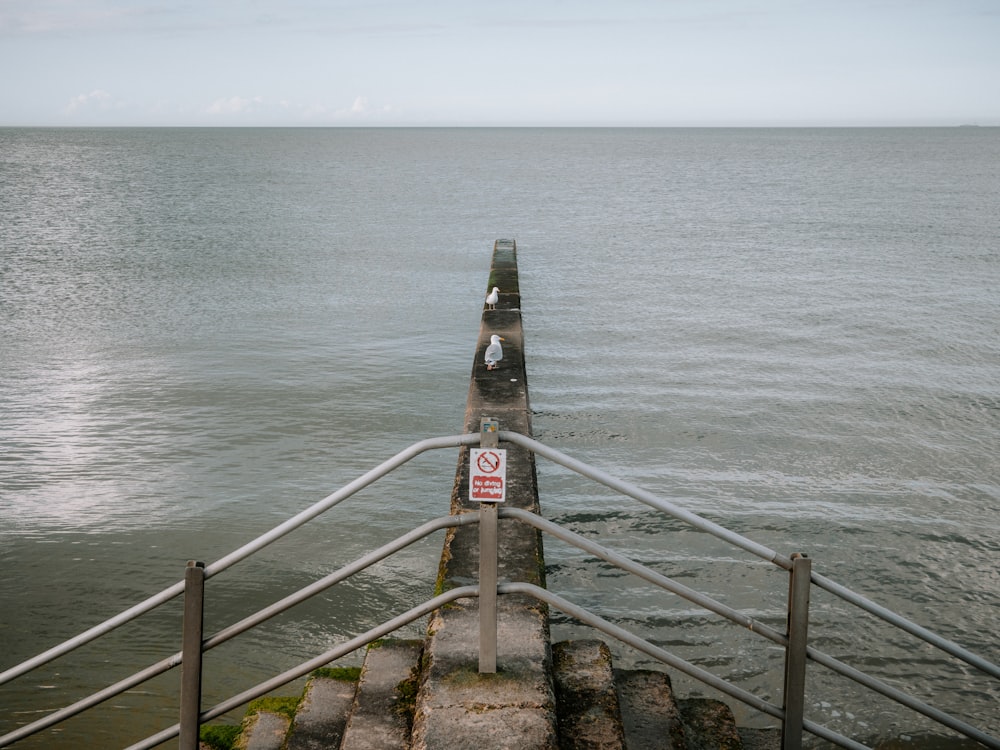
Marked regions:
[235,710,290,750]
[738,727,781,750]
[678,697,744,750]
[412,603,555,750]
[341,639,422,750]
[412,239,557,750]
[285,673,357,750]
[614,668,686,750]
[552,640,626,750]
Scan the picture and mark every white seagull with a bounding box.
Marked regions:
[485,286,499,310]
[484,335,505,370]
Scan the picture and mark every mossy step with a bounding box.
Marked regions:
[552,640,763,750]
[234,696,299,750]
[199,668,360,750]
[286,667,361,750]
[552,639,627,750]
[340,638,423,750]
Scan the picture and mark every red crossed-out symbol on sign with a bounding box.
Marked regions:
[476,451,502,473]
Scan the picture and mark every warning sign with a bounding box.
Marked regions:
[469,448,507,503]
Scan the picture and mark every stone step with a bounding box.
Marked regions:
[232,697,297,750]
[218,642,419,750]
[220,637,780,750]
[285,669,359,750]
[552,640,627,749]
[677,697,744,750]
[736,727,781,750]
[410,600,557,750]
[551,639,775,750]
[339,638,423,750]
[222,672,357,750]
[613,668,686,750]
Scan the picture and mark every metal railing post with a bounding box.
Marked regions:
[782,553,811,750]
[479,503,498,673]
[179,560,206,750]
[479,417,499,673]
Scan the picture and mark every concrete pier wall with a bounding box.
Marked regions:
[410,239,557,750]
[220,240,777,750]
[444,237,545,585]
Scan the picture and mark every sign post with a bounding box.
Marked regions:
[475,418,505,673]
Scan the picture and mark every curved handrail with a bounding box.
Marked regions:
[498,430,792,569]
[498,509,1000,750]
[0,433,479,687]
[498,507,789,647]
[124,585,482,750]
[497,582,870,750]
[498,430,1000,681]
[2,430,997,750]
[0,513,478,747]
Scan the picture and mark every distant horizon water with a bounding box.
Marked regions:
[3,122,1000,129]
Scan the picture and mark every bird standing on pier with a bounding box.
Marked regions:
[485,335,504,370]
[486,286,499,310]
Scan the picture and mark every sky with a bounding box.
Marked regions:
[1,0,998,127]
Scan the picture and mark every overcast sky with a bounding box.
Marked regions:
[2,0,998,127]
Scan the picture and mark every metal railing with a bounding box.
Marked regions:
[1,430,997,750]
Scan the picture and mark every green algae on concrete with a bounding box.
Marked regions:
[199,723,241,750]
[310,665,361,682]
[247,695,300,721]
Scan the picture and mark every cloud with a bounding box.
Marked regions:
[335,95,393,120]
[65,89,121,113]
[350,96,369,114]
[206,95,265,116]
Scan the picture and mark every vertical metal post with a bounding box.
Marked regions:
[782,553,811,750]
[479,502,498,673]
[179,560,206,750]
[479,417,499,673]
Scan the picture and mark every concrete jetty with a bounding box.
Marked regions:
[224,240,768,750]
[410,238,555,749]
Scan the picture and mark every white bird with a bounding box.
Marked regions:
[485,286,499,310]
[484,335,505,370]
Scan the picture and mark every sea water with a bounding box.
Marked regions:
[1,127,998,747]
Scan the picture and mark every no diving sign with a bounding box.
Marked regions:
[469,448,507,503]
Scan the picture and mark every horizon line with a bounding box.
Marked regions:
[2,122,997,129]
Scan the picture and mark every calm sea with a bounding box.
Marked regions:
[1,127,998,748]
